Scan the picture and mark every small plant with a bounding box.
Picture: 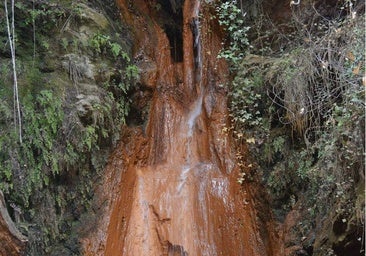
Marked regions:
[89,33,110,55]
[60,37,69,50]
[110,42,122,58]
[89,33,130,60]
[229,69,264,129]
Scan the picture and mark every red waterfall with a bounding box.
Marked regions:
[82,1,277,255]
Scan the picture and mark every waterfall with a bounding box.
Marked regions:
[83,1,269,255]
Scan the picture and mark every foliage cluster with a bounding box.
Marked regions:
[90,33,127,59]
[88,32,139,125]
[228,4,365,250]
[0,62,128,253]
[63,31,139,127]
[230,67,265,129]
[14,1,81,30]
[0,0,137,254]
[215,0,250,70]
[0,1,83,57]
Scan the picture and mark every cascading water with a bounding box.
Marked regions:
[82,0,273,255]
[117,3,214,254]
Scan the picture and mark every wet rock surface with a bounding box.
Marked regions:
[81,1,365,255]
[82,0,271,255]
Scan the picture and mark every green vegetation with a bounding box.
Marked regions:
[215,1,250,70]
[0,0,137,254]
[222,0,364,253]
[89,33,126,59]
[230,69,264,129]
[0,0,363,254]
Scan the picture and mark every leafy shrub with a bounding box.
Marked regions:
[89,33,132,61]
[0,0,137,254]
[229,8,365,232]
[230,69,264,129]
[216,0,250,69]
[0,89,64,206]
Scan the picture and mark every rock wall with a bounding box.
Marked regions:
[82,0,276,255]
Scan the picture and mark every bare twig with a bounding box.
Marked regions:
[4,0,22,143]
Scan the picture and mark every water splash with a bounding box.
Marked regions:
[187,95,203,137]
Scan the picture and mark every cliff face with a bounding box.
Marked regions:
[0,0,364,255]
[82,0,273,255]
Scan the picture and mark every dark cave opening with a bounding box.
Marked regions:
[156,0,184,62]
[164,24,183,62]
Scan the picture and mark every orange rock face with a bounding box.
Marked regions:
[83,0,274,255]
[0,191,27,256]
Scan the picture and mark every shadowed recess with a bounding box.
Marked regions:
[157,0,184,62]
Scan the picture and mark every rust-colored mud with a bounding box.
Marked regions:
[83,0,273,255]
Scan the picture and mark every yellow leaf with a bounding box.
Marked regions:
[352,63,360,75]
[246,137,255,144]
[347,52,355,61]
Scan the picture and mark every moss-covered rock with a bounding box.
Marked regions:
[0,0,139,254]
